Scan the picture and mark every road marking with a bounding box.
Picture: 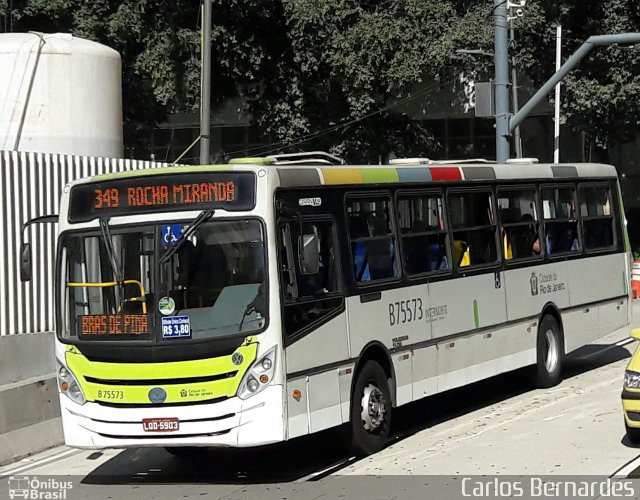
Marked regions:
[616,338,635,347]
[611,454,640,478]
[0,448,81,476]
[542,414,564,422]
[295,456,357,482]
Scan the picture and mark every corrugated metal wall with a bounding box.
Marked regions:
[0,151,169,336]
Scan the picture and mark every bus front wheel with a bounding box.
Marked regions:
[349,360,392,456]
[533,314,563,388]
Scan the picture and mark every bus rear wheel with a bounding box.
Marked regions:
[532,314,563,388]
[349,360,392,457]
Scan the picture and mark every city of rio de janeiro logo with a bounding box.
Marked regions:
[530,272,539,296]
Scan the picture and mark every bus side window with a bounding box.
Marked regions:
[497,188,541,261]
[278,219,343,338]
[579,183,615,250]
[346,196,398,283]
[397,193,449,275]
[448,190,498,267]
[542,186,581,255]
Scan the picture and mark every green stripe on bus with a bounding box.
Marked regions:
[361,168,400,183]
[228,157,275,165]
[93,165,234,181]
[473,300,480,328]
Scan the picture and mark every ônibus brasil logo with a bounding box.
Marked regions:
[8,476,73,500]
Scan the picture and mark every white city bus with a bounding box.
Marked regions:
[27,155,631,456]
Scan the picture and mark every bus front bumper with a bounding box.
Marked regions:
[59,385,285,449]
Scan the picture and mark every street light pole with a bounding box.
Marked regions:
[494,0,511,164]
[199,0,212,165]
[510,33,640,133]
[510,18,522,158]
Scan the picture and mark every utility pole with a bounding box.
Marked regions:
[510,19,522,158]
[553,25,562,163]
[199,0,212,165]
[511,33,640,133]
[493,0,511,164]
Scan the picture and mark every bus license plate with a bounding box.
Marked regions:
[142,417,179,432]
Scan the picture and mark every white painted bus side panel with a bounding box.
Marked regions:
[437,322,536,393]
[504,263,571,321]
[346,282,431,360]
[411,345,437,400]
[599,297,628,338]
[286,377,308,439]
[392,352,413,406]
[562,306,599,353]
[437,348,536,393]
[566,254,627,306]
[284,313,349,374]
[429,273,507,340]
[338,367,355,423]
[308,370,342,433]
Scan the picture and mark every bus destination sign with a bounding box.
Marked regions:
[69,171,256,222]
[78,314,149,336]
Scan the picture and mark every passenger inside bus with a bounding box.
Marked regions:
[503,213,540,259]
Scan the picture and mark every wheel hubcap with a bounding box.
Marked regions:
[544,328,559,373]
[360,383,386,432]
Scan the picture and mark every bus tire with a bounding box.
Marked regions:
[533,314,563,388]
[349,360,392,457]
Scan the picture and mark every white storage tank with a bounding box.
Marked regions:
[0,32,123,157]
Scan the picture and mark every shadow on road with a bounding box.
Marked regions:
[81,427,352,484]
[81,341,631,485]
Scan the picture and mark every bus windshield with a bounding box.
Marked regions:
[59,219,267,342]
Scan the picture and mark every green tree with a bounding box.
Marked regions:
[503,0,640,159]
[5,0,291,159]
[250,0,467,163]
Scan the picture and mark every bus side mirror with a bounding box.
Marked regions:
[20,243,32,282]
[298,233,320,275]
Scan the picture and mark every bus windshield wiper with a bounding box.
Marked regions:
[159,210,215,265]
[99,218,123,282]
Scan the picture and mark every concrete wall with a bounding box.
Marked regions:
[0,332,61,465]
[0,151,172,466]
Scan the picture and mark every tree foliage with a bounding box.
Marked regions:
[3,0,640,161]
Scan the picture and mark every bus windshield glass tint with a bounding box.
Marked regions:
[58,220,267,341]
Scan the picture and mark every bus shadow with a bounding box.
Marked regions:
[80,427,352,485]
[390,342,631,445]
[81,342,631,485]
[563,343,631,377]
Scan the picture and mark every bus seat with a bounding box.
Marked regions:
[503,231,513,259]
[353,241,370,281]
[500,207,521,224]
[427,242,445,271]
[453,240,470,267]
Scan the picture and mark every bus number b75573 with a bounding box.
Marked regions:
[389,298,423,326]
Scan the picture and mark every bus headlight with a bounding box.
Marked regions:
[238,347,277,400]
[57,362,86,405]
[625,370,640,389]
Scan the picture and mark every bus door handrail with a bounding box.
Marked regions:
[66,280,147,314]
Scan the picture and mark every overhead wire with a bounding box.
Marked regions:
[224,73,461,158]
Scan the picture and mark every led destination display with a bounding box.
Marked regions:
[69,171,256,222]
[78,314,149,336]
